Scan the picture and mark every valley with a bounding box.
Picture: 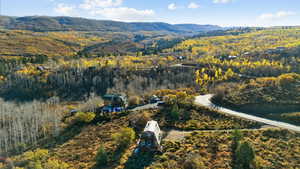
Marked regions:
[0,15,299,169]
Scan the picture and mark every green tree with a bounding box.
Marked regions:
[234,142,255,169]
[231,129,243,151]
[75,112,96,123]
[95,144,108,167]
[112,128,135,150]
[170,104,180,121]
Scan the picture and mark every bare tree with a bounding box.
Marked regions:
[0,97,61,154]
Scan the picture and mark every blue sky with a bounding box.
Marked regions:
[2,0,300,27]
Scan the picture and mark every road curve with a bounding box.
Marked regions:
[195,94,300,133]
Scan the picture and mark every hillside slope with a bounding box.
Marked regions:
[0,30,105,57]
[0,16,222,33]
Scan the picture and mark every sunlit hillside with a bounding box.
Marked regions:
[171,27,300,57]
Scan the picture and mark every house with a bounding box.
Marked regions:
[266,49,276,54]
[266,47,287,54]
[244,52,250,55]
[101,94,128,113]
[176,56,187,60]
[276,47,286,51]
[136,120,162,153]
[228,55,238,59]
[132,60,144,64]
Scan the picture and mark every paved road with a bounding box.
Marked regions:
[131,103,159,112]
[195,94,300,133]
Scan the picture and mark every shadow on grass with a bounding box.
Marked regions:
[91,146,127,169]
[40,123,85,149]
[91,148,155,169]
[5,123,85,157]
[124,152,155,169]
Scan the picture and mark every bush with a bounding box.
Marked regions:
[95,145,108,167]
[20,149,68,169]
[75,112,96,123]
[44,159,69,169]
[129,112,151,131]
[128,96,141,107]
[23,149,49,162]
[183,154,205,169]
[163,94,177,105]
[212,83,238,104]
[170,104,180,121]
[112,128,135,150]
[234,141,255,169]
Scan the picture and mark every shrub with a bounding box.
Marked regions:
[170,104,180,121]
[128,96,141,107]
[75,112,96,123]
[95,145,108,167]
[28,160,43,169]
[163,94,177,105]
[212,83,239,104]
[44,159,69,169]
[112,127,135,150]
[183,154,205,169]
[15,149,69,169]
[234,141,255,169]
[23,149,49,162]
[129,112,151,131]
[277,73,300,88]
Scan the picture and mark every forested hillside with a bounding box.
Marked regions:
[170,27,300,58]
[0,16,222,33]
[0,30,105,58]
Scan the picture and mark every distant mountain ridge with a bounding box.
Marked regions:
[0,16,222,33]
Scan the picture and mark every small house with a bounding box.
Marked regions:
[102,94,128,113]
[276,47,286,51]
[228,55,238,59]
[136,120,162,153]
[176,56,187,60]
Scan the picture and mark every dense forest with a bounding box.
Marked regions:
[0,17,300,169]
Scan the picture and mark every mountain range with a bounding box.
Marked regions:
[0,16,222,33]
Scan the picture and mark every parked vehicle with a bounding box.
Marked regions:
[149,95,161,104]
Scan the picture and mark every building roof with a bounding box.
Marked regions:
[143,120,161,144]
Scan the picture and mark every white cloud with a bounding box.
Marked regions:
[80,0,123,9]
[168,3,177,10]
[54,3,75,16]
[213,0,233,4]
[259,11,296,20]
[91,7,155,22]
[188,2,200,9]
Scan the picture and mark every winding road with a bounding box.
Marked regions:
[195,94,300,133]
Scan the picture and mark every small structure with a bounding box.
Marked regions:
[228,55,238,59]
[266,47,286,54]
[176,56,187,60]
[102,94,128,113]
[136,120,162,153]
[276,47,286,51]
